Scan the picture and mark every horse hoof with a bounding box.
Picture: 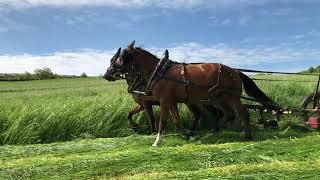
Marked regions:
[152,143,159,147]
[212,130,222,136]
[132,127,138,133]
[245,134,253,140]
[183,129,195,138]
[189,136,197,141]
[181,133,190,141]
[212,128,221,134]
[130,123,139,131]
[188,131,195,137]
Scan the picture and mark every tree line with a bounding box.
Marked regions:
[302,65,320,74]
[0,67,88,81]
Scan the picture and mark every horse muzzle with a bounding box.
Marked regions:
[103,70,116,81]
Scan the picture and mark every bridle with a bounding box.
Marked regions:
[109,48,137,80]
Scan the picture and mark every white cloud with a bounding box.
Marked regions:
[220,18,232,26]
[1,0,319,11]
[260,8,295,16]
[0,0,234,9]
[289,30,320,40]
[150,42,320,68]
[0,49,115,76]
[1,42,319,75]
[0,0,297,10]
[208,16,252,26]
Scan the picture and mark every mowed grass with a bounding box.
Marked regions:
[0,75,319,145]
[0,131,319,179]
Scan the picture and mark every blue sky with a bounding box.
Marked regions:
[0,0,319,75]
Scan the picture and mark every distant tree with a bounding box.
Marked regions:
[34,67,55,80]
[53,73,60,79]
[308,67,315,73]
[302,66,320,74]
[24,71,33,80]
[80,72,88,78]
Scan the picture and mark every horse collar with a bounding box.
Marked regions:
[145,58,172,95]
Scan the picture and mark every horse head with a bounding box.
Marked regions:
[103,47,122,81]
[103,40,160,81]
[103,41,138,82]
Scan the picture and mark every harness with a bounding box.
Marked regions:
[208,63,222,93]
[145,58,172,95]
[143,60,224,102]
[119,48,228,102]
[181,64,190,101]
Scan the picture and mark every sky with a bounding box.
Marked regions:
[0,0,320,75]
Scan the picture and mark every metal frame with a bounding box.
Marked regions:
[237,69,320,118]
[313,74,320,108]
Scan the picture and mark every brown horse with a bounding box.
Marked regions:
[106,48,219,134]
[104,41,275,146]
[125,72,211,134]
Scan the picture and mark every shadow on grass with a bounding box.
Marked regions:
[184,125,319,145]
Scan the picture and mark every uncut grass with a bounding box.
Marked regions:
[0,75,318,145]
[0,78,131,144]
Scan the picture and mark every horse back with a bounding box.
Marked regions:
[181,63,242,90]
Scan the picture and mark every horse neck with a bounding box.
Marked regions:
[125,71,146,93]
[134,51,159,76]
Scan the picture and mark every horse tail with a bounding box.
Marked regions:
[238,71,279,109]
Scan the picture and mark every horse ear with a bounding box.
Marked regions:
[116,47,121,54]
[128,40,135,50]
[111,47,121,62]
[164,49,169,60]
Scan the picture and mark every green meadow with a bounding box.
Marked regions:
[0,76,319,179]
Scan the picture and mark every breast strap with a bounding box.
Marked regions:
[181,64,190,102]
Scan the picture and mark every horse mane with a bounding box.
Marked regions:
[135,47,159,60]
[135,47,180,64]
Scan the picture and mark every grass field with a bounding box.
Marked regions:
[0,76,319,179]
[0,76,318,145]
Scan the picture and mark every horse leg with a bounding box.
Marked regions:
[186,104,201,134]
[128,104,144,131]
[169,104,191,138]
[152,104,169,147]
[143,102,156,133]
[232,99,252,140]
[203,104,222,133]
[213,100,236,133]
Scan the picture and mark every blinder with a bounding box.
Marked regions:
[108,48,136,80]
